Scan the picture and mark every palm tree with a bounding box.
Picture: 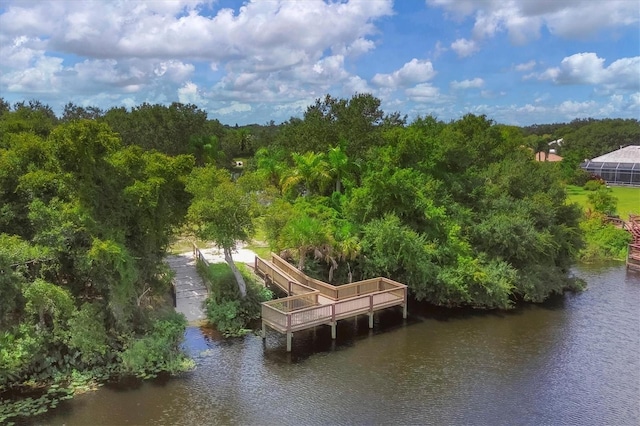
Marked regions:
[281,152,331,196]
[326,140,350,193]
[336,235,361,283]
[280,214,332,271]
[255,147,287,190]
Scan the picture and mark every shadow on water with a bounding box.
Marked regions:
[258,307,417,364]
[259,291,576,364]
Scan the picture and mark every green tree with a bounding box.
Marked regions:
[281,151,331,196]
[186,167,256,297]
[326,141,350,193]
[587,187,618,216]
[103,102,214,156]
[280,213,333,271]
[0,114,193,396]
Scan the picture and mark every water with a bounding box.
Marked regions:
[37,264,639,425]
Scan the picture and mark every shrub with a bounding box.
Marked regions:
[583,180,604,191]
[200,262,272,337]
[119,312,193,379]
[587,187,618,216]
[579,215,632,261]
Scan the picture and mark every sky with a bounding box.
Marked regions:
[0,0,639,126]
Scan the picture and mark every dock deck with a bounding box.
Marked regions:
[255,254,407,351]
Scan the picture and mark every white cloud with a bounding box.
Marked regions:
[557,100,598,117]
[429,0,639,43]
[0,0,393,64]
[372,58,436,88]
[178,81,205,105]
[450,78,484,90]
[405,83,448,103]
[538,52,640,91]
[344,75,373,95]
[450,38,478,58]
[515,60,536,72]
[465,94,640,125]
[0,0,395,113]
[432,40,447,58]
[0,46,63,93]
[214,102,252,116]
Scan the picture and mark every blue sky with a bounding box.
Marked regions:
[0,0,638,126]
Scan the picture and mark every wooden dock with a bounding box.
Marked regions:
[255,254,408,351]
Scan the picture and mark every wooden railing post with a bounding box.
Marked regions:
[331,304,336,339]
[403,287,408,319]
[286,312,293,351]
[368,294,374,328]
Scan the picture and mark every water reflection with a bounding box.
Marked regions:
[37,264,639,426]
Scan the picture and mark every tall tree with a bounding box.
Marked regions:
[281,151,331,196]
[326,140,350,193]
[186,167,256,297]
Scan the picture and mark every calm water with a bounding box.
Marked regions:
[38,263,639,425]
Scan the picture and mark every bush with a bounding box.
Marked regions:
[200,262,272,337]
[569,168,591,186]
[587,187,618,216]
[583,180,604,191]
[579,215,632,261]
[119,312,193,379]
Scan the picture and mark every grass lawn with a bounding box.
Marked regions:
[168,238,209,255]
[245,217,272,259]
[169,218,272,259]
[566,185,640,220]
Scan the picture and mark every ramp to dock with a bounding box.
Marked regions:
[166,254,208,323]
[255,253,408,351]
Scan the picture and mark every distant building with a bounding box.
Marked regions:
[535,151,563,162]
[548,138,563,148]
[580,145,640,186]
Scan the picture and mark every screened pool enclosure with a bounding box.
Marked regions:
[580,146,640,186]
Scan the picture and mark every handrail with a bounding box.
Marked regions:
[193,243,210,267]
[266,253,407,300]
[257,253,408,343]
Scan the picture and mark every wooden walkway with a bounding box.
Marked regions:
[255,253,407,351]
[166,253,208,322]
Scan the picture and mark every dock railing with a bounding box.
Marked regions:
[193,243,210,267]
[627,243,640,271]
[257,254,408,343]
[255,256,319,296]
[270,254,338,299]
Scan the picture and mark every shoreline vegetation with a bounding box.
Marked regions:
[565,184,637,262]
[1,95,638,422]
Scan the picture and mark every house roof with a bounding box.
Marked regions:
[535,152,563,162]
[590,145,640,163]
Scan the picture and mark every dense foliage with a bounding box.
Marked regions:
[577,182,632,261]
[579,216,631,261]
[255,109,585,308]
[198,262,272,337]
[0,105,195,419]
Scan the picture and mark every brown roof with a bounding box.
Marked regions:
[535,152,563,162]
